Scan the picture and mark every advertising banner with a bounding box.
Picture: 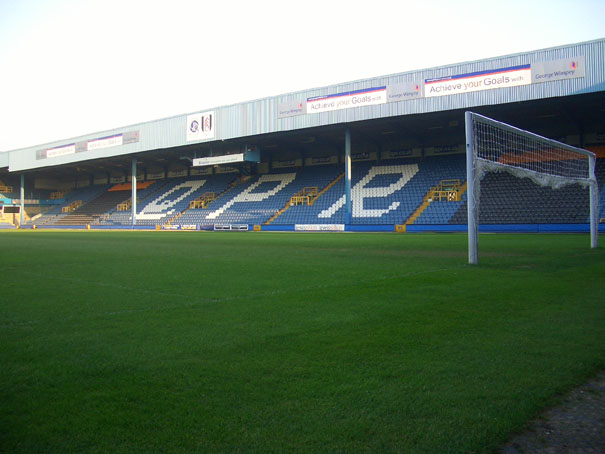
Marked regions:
[383,149,419,159]
[295,224,345,231]
[147,171,166,179]
[306,156,338,166]
[387,82,423,102]
[87,134,123,151]
[272,158,302,169]
[167,169,187,178]
[122,130,140,144]
[278,100,306,118]
[193,153,244,167]
[186,111,215,142]
[531,56,585,83]
[424,64,531,98]
[36,131,139,160]
[189,167,212,176]
[307,87,387,114]
[40,144,76,160]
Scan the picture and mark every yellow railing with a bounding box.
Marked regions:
[117,197,142,211]
[189,192,216,209]
[429,179,462,202]
[117,200,131,211]
[406,180,467,225]
[289,187,318,206]
[62,200,82,213]
[0,185,14,193]
[50,191,65,199]
[266,175,342,225]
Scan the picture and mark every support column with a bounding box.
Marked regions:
[131,158,137,228]
[20,174,25,226]
[345,129,352,226]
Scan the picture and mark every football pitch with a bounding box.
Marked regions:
[1,230,603,453]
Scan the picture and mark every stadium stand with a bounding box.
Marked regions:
[54,189,131,225]
[0,180,17,200]
[32,185,110,225]
[183,165,343,226]
[175,171,301,226]
[414,191,467,225]
[114,174,238,226]
[21,155,604,228]
[0,190,19,200]
[1,40,602,234]
[448,172,592,225]
[273,156,466,225]
[100,180,169,226]
[0,182,55,202]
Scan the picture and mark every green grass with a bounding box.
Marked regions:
[0,231,603,453]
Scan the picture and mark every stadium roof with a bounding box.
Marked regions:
[5,38,605,175]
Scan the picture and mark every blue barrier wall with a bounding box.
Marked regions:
[16,223,598,233]
[407,224,594,233]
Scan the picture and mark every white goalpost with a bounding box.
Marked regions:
[465,112,599,265]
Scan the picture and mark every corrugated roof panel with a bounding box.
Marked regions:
[7,39,604,172]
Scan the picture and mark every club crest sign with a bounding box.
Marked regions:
[186,111,215,142]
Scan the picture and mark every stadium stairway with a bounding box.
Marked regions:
[416,192,468,225]
[412,181,468,225]
[174,176,241,226]
[265,168,344,225]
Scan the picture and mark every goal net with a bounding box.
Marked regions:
[465,112,599,264]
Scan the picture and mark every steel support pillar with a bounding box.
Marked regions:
[131,158,137,228]
[345,129,352,225]
[20,174,25,226]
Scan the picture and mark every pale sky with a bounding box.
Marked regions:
[1,0,603,152]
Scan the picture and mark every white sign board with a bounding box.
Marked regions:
[424,65,532,98]
[192,153,244,167]
[307,87,387,114]
[87,134,123,151]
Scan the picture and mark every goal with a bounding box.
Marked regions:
[465,112,599,265]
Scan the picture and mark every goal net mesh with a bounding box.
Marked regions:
[472,116,592,188]
[465,112,598,263]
